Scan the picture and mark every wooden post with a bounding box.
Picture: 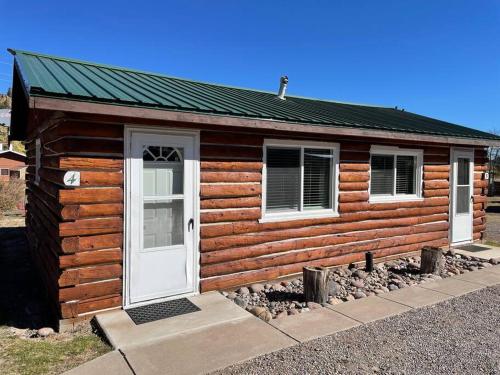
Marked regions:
[303,266,329,304]
[420,246,444,274]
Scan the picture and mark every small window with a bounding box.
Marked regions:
[370,146,423,202]
[1,168,9,176]
[35,138,41,184]
[9,170,20,179]
[263,140,339,222]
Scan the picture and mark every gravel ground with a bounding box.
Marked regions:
[215,285,500,375]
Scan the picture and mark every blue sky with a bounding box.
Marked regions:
[1,1,499,132]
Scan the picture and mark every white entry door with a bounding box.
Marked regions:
[451,148,474,244]
[127,130,198,305]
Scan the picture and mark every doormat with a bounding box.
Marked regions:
[126,298,201,325]
[456,244,491,253]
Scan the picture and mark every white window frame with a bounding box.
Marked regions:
[261,139,340,223]
[369,145,423,203]
[35,138,41,185]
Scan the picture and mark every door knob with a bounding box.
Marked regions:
[188,218,194,232]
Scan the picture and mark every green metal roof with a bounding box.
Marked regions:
[9,49,500,141]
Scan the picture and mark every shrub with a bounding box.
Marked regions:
[0,180,25,214]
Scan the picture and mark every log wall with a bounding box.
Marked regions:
[25,119,124,321]
[198,130,488,291]
[24,114,488,321]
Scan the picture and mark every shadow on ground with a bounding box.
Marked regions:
[0,223,51,329]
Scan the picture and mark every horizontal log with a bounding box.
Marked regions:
[200,184,261,198]
[338,191,369,203]
[473,218,484,226]
[473,224,486,233]
[201,132,263,146]
[423,165,450,172]
[201,145,261,160]
[423,189,450,198]
[200,161,263,171]
[339,182,369,191]
[46,138,123,155]
[41,169,123,187]
[201,197,261,209]
[61,295,121,318]
[473,232,481,240]
[339,172,369,183]
[473,195,487,203]
[338,202,371,213]
[474,180,488,188]
[423,172,449,180]
[59,187,123,204]
[424,180,449,189]
[59,279,122,302]
[474,165,487,172]
[473,203,483,211]
[59,264,123,287]
[59,217,123,237]
[61,233,123,253]
[60,203,123,220]
[339,163,369,172]
[201,199,450,238]
[201,222,449,266]
[201,211,449,251]
[60,248,122,269]
[201,230,448,277]
[473,210,486,219]
[200,238,448,291]
[200,208,261,223]
[474,172,484,180]
[45,121,124,141]
[56,157,123,170]
[200,171,261,183]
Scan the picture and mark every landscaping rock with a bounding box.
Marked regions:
[237,287,250,295]
[226,292,237,300]
[37,327,54,337]
[234,297,247,309]
[388,284,399,291]
[354,291,367,299]
[490,258,499,265]
[249,283,264,293]
[351,280,364,288]
[250,306,272,322]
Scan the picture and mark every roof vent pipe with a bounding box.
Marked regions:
[277,76,288,100]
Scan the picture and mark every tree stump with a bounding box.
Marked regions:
[420,246,444,274]
[303,266,329,303]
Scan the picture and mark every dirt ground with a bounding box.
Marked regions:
[0,214,110,374]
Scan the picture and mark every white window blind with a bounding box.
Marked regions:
[266,147,301,212]
[396,155,416,194]
[371,154,394,195]
[303,148,332,209]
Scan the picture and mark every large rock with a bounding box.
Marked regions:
[327,280,341,296]
[250,306,272,322]
[490,258,499,265]
[237,287,250,295]
[234,297,247,309]
[249,283,264,293]
[351,280,365,288]
[354,291,367,299]
[37,327,54,338]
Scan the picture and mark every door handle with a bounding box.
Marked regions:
[188,218,194,232]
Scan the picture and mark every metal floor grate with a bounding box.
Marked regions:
[456,244,491,253]
[126,298,200,325]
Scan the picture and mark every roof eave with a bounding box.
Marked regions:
[30,96,500,147]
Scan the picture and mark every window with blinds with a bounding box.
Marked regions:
[304,149,332,210]
[371,155,394,195]
[264,142,337,218]
[266,147,301,212]
[370,147,422,200]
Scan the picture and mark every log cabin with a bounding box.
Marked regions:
[8,49,500,327]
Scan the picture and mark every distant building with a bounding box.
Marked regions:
[0,144,26,181]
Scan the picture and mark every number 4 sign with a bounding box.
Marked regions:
[63,171,81,187]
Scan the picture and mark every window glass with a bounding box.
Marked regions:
[396,155,416,194]
[457,158,470,185]
[303,148,332,209]
[266,147,301,212]
[371,155,394,195]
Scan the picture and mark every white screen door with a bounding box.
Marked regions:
[451,148,474,244]
[128,131,198,305]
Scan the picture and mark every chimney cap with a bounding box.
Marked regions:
[277,75,289,100]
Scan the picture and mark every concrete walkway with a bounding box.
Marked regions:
[65,265,500,375]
